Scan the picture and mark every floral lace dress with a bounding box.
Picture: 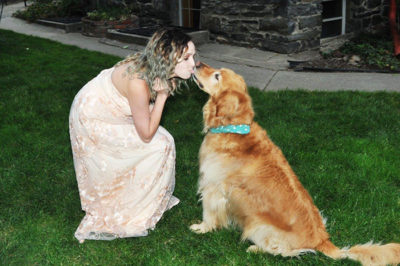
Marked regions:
[69,67,179,243]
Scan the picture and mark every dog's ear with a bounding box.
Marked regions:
[215,91,239,118]
[211,90,254,126]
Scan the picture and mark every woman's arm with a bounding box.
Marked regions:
[126,78,168,143]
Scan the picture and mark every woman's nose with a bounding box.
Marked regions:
[190,56,196,67]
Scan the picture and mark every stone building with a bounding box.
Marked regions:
[132,0,390,53]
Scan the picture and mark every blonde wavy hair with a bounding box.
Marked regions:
[115,27,192,100]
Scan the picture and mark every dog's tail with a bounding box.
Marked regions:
[316,239,400,265]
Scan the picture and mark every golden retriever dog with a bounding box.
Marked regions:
[190,62,400,266]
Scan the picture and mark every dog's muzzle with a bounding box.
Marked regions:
[192,74,203,88]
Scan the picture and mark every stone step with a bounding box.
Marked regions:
[36,19,82,33]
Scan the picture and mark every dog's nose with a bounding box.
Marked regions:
[196,61,203,68]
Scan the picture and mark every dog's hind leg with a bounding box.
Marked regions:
[190,187,228,234]
[244,225,285,255]
[244,224,315,257]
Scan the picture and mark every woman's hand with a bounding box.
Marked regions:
[126,78,168,143]
[153,78,170,98]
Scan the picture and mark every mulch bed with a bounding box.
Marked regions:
[293,59,397,73]
[292,51,400,73]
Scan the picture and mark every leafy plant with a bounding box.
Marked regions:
[13,0,88,21]
[86,7,132,21]
[13,2,59,22]
[13,0,135,22]
[340,33,400,71]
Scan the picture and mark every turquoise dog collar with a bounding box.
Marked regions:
[209,124,250,134]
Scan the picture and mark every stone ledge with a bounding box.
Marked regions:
[36,19,82,33]
[107,29,149,45]
[107,29,210,45]
[320,33,354,53]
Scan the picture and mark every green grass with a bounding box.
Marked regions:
[0,29,399,265]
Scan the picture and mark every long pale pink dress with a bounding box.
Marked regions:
[69,67,179,242]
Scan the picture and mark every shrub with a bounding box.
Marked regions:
[340,33,400,71]
[13,1,59,22]
[13,0,89,22]
[86,7,132,21]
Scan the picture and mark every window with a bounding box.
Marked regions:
[180,0,201,29]
[321,0,346,38]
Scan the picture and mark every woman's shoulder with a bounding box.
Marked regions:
[111,65,132,98]
[113,62,146,81]
[126,77,149,99]
[112,65,148,97]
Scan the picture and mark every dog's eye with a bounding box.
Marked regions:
[214,73,219,80]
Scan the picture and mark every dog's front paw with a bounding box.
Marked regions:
[190,222,211,234]
[246,245,263,253]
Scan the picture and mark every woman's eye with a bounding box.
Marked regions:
[215,73,219,80]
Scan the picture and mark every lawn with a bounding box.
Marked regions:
[0,29,399,265]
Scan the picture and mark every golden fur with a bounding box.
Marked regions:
[190,62,400,266]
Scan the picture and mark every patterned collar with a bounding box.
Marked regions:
[209,124,250,134]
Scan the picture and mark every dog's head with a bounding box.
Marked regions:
[193,63,254,130]
[193,62,247,96]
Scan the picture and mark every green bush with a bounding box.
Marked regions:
[57,0,89,17]
[13,2,59,22]
[86,7,132,21]
[13,0,89,22]
[340,33,400,71]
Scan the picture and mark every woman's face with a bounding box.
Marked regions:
[173,41,196,79]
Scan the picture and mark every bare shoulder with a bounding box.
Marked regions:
[126,77,150,101]
[111,64,130,97]
[112,64,148,98]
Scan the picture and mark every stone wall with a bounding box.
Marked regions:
[200,0,389,53]
[131,0,171,26]
[129,0,389,54]
[201,0,322,53]
[347,0,389,34]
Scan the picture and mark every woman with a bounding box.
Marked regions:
[69,28,196,243]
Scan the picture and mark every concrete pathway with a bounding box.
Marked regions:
[1,2,399,91]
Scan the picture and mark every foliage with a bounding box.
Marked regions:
[13,1,59,21]
[339,33,400,71]
[13,0,89,21]
[12,0,134,22]
[0,29,399,265]
[86,7,133,21]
